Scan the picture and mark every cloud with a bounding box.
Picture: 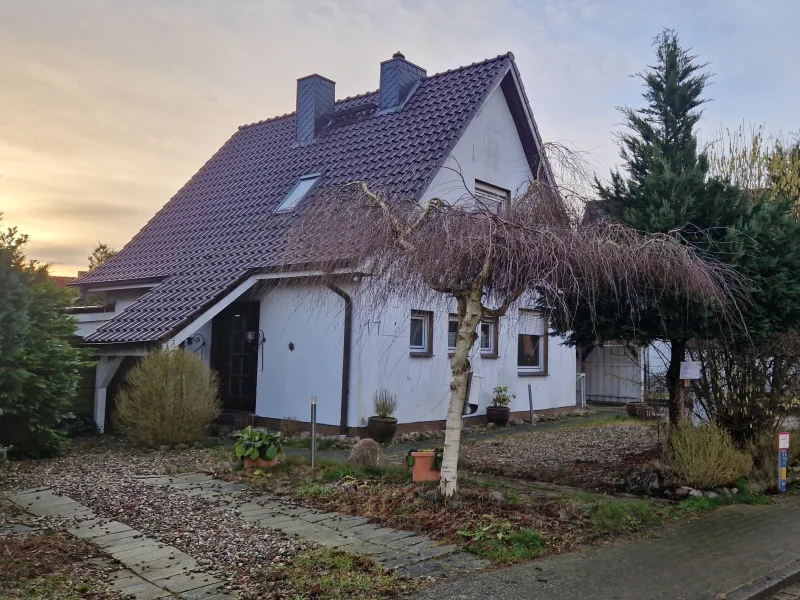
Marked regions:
[1,0,798,273]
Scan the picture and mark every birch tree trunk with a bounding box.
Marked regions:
[439,290,483,497]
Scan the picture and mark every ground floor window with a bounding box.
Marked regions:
[410,310,433,356]
[517,309,547,374]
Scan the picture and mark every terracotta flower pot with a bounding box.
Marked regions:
[486,406,510,426]
[367,417,398,444]
[244,456,279,469]
[409,451,440,482]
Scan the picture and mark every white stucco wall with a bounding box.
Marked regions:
[251,280,575,428]
[421,83,533,205]
[350,296,575,426]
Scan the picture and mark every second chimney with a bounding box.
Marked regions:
[296,74,335,144]
[379,51,426,111]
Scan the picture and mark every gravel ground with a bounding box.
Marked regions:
[460,422,660,489]
[0,438,319,599]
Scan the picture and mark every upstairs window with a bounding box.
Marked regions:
[517,309,547,374]
[474,180,510,210]
[410,310,433,356]
[275,174,320,213]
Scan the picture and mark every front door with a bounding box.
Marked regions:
[211,301,260,412]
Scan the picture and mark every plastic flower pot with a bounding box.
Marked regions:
[486,406,510,426]
[409,451,441,482]
[244,456,279,469]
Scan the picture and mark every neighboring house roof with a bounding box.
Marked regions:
[76,52,543,344]
[50,275,76,288]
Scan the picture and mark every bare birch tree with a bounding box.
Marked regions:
[287,145,737,497]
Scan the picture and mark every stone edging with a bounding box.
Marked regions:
[724,559,800,600]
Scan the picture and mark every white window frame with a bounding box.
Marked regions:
[517,309,547,375]
[474,180,510,210]
[410,310,432,355]
[275,173,320,213]
[479,316,497,356]
[447,313,459,353]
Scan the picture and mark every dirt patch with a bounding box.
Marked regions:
[0,529,121,599]
[459,422,660,491]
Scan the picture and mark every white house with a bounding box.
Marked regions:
[73,51,578,434]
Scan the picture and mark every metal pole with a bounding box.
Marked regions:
[528,384,535,425]
[311,396,317,470]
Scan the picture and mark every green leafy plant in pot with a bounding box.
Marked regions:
[367,389,398,444]
[486,386,514,426]
[234,426,284,468]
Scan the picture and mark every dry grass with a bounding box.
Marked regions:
[114,349,220,447]
[663,421,752,489]
[0,530,121,599]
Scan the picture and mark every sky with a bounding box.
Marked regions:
[1,0,798,276]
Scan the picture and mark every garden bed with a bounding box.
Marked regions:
[459,419,661,491]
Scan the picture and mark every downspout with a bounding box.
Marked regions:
[325,283,352,436]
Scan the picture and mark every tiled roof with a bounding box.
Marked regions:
[78,54,515,344]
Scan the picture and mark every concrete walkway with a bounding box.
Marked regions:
[137,472,487,578]
[410,497,800,600]
[8,487,231,600]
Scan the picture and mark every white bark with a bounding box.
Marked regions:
[439,291,483,497]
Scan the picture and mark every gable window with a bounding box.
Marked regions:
[475,180,510,210]
[410,310,433,356]
[480,316,498,357]
[275,174,320,213]
[447,314,459,353]
[517,309,547,375]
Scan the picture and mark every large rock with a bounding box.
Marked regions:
[347,439,383,468]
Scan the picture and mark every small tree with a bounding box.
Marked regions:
[88,242,118,270]
[289,151,734,496]
[0,217,86,458]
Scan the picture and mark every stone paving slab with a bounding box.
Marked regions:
[5,489,234,600]
[143,473,486,581]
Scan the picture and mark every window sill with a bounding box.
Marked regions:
[518,370,548,377]
[480,353,499,359]
[410,352,434,358]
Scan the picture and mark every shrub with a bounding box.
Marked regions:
[63,413,100,438]
[746,428,800,487]
[234,426,284,462]
[662,421,752,489]
[372,389,398,419]
[0,225,87,459]
[113,349,220,446]
[280,415,300,438]
[492,386,515,407]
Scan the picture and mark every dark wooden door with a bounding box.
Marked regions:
[211,301,260,412]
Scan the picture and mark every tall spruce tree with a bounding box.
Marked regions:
[570,30,800,422]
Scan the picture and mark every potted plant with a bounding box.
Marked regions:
[234,426,284,468]
[403,447,443,482]
[367,389,398,444]
[486,386,514,426]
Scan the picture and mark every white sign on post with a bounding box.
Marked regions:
[679,361,702,380]
[779,432,791,450]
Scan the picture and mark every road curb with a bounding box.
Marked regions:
[725,559,800,600]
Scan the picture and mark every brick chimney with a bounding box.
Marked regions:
[296,74,335,144]
[379,51,426,111]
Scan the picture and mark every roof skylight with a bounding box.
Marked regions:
[275,174,320,212]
